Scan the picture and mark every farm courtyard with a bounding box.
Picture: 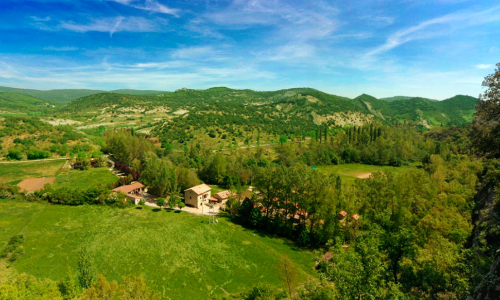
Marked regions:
[0,199,316,299]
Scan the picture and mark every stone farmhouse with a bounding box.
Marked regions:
[112,182,145,205]
[184,183,211,208]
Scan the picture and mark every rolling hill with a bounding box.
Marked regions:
[0,92,58,114]
[58,87,477,127]
[0,86,170,105]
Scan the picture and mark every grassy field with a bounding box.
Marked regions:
[53,167,118,189]
[0,200,315,299]
[0,160,66,184]
[317,163,417,183]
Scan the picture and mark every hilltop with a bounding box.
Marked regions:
[56,87,477,126]
[0,86,169,105]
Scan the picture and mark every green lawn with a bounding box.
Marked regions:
[0,160,66,184]
[53,167,118,189]
[317,163,416,183]
[0,200,315,299]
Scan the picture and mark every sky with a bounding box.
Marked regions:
[0,0,499,99]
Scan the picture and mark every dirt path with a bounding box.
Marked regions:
[0,158,69,164]
[354,172,372,179]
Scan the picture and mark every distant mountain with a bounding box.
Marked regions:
[0,86,105,105]
[58,87,477,128]
[0,86,170,105]
[379,96,438,102]
[111,89,169,95]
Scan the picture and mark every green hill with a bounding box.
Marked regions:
[0,86,170,105]
[0,86,104,105]
[379,96,438,102]
[111,89,169,95]
[58,87,477,129]
[0,92,58,114]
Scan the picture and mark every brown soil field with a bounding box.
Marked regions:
[17,177,56,192]
[354,172,372,179]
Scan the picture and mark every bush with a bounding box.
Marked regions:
[7,148,23,160]
[27,149,50,160]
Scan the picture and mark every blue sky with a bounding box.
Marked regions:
[0,0,499,99]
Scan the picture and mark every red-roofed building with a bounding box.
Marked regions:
[351,214,360,221]
[184,184,211,208]
[112,182,145,205]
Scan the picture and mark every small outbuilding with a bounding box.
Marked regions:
[184,184,211,208]
[112,182,145,205]
[213,190,232,203]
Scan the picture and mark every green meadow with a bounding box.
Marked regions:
[0,199,315,299]
[0,160,117,189]
[0,160,66,184]
[53,167,118,189]
[316,163,417,183]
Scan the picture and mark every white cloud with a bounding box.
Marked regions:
[59,17,162,36]
[171,46,214,59]
[108,0,180,17]
[475,64,494,69]
[43,46,79,51]
[128,61,193,69]
[30,16,51,22]
[366,6,500,57]
[258,43,316,61]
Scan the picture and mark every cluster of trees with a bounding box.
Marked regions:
[104,129,201,198]
[0,116,95,160]
[23,185,130,207]
[219,153,480,298]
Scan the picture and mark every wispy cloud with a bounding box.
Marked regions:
[475,64,494,69]
[257,44,316,61]
[59,16,163,37]
[171,46,214,59]
[43,46,79,51]
[30,16,51,22]
[0,59,274,90]
[108,0,180,17]
[205,0,339,40]
[366,6,500,57]
[128,61,193,69]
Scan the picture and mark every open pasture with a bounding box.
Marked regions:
[316,163,416,183]
[0,199,315,299]
[0,159,65,185]
[52,167,118,189]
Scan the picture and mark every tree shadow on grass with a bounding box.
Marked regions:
[135,207,143,210]
[174,210,182,213]
[152,208,161,212]
[220,214,304,251]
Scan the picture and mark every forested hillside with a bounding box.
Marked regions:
[0,92,58,114]
[0,86,168,105]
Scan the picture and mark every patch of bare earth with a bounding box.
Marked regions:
[18,177,56,192]
[173,109,189,115]
[354,173,372,179]
[42,119,82,126]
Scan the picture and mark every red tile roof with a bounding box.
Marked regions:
[112,182,144,194]
[184,183,211,194]
[351,214,360,220]
[214,190,231,199]
[338,211,347,217]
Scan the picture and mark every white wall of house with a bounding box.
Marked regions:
[184,190,211,208]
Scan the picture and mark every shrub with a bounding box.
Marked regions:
[27,149,50,160]
[7,148,23,160]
